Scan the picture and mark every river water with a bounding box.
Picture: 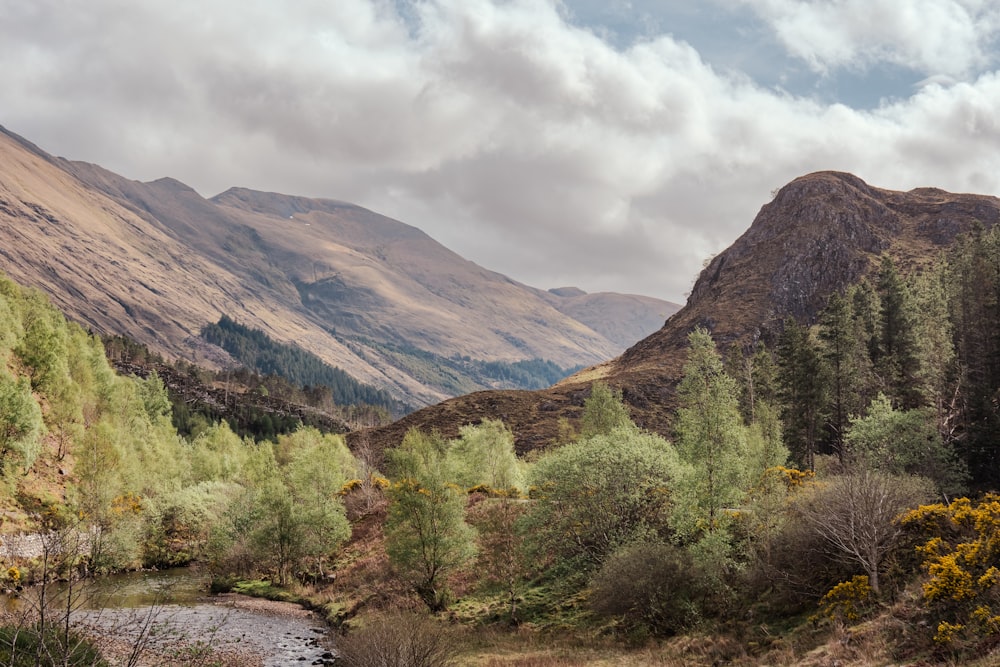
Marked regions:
[11,569,335,666]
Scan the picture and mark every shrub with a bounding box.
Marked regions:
[901,494,1000,651]
[523,426,678,576]
[589,542,710,636]
[336,612,459,667]
[814,575,875,624]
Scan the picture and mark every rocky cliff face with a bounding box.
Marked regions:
[357,172,1000,457]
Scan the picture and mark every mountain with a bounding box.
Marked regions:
[0,125,677,408]
[540,287,676,349]
[359,171,1000,455]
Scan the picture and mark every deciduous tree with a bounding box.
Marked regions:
[385,429,475,611]
[797,470,933,594]
[673,328,750,537]
[525,423,679,574]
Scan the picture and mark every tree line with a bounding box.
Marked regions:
[768,224,1000,490]
[201,315,403,415]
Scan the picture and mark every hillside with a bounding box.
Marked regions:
[0,125,676,409]
[359,171,1000,454]
[540,287,676,349]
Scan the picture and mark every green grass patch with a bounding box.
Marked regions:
[230,579,299,603]
[0,626,108,666]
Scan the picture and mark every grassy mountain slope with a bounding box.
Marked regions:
[540,287,678,349]
[0,125,674,408]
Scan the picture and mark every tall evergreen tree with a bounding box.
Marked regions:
[776,319,827,470]
[818,289,874,461]
[910,265,958,435]
[946,225,1000,487]
[875,256,922,408]
[724,342,780,425]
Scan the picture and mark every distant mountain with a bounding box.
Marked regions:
[541,287,677,349]
[0,125,676,409]
[360,171,1000,455]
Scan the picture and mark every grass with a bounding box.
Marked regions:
[0,626,108,667]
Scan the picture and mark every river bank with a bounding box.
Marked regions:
[1,568,337,666]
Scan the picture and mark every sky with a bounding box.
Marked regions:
[2,1,1000,303]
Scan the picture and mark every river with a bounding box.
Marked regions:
[7,569,336,666]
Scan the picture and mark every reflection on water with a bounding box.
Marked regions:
[71,567,211,608]
[4,569,335,666]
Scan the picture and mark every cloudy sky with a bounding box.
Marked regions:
[3,1,1000,303]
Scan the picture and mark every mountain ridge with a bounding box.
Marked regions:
[0,124,678,408]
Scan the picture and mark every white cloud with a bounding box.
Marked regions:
[740,0,1000,76]
[1,0,1000,303]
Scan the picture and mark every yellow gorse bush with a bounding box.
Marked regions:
[111,492,143,516]
[340,474,391,496]
[901,494,1000,647]
[765,465,815,489]
[934,621,964,645]
[924,554,975,603]
[815,575,874,623]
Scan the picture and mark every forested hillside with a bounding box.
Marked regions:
[0,272,359,580]
[200,315,581,414]
[770,226,1000,490]
[200,315,402,413]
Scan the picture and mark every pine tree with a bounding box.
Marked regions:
[818,289,874,460]
[946,225,1000,487]
[776,319,827,470]
[875,256,922,408]
[910,265,958,436]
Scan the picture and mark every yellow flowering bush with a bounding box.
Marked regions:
[765,465,815,489]
[340,474,391,496]
[111,492,143,516]
[815,575,874,624]
[924,554,975,603]
[901,495,1000,649]
[934,621,964,645]
[339,478,364,495]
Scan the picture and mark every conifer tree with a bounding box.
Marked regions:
[776,319,827,470]
[910,266,958,433]
[818,289,874,460]
[875,256,922,408]
[946,225,1000,487]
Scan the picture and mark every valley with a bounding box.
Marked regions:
[0,125,999,665]
[0,125,678,410]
